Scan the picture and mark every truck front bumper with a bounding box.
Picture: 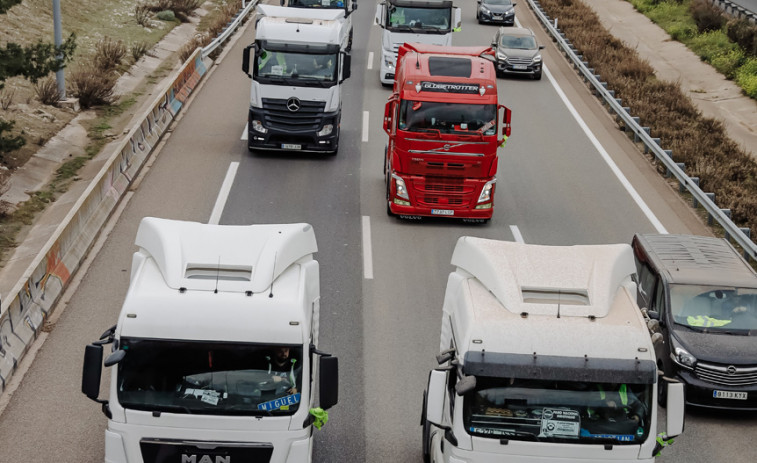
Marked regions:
[247,109,340,154]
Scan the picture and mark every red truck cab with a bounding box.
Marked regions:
[383,43,511,223]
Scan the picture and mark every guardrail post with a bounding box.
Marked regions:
[739,228,753,261]
[722,209,732,240]
[634,126,649,142]
[681,176,698,195]
[705,193,716,224]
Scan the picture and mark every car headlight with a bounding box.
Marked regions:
[497,52,507,61]
[671,336,697,370]
[392,174,409,200]
[533,54,542,64]
[505,7,514,15]
[481,7,490,15]
[477,179,496,203]
[317,124,333,137]
[251,120,267,134]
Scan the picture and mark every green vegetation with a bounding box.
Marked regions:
[630,0,757,98]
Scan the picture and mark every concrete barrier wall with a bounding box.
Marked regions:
[0,47,208,391]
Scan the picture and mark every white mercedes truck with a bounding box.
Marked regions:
[82,218,338,463]
[243,5,352,154]
[374,0,462,85]
[280,0,358,52]
[422,237,685,463]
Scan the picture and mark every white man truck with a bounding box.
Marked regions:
[82,217,338,463]
[422,237,685,463]
[280,0,358,52]
[243,5,352,154]
[374,0,462,85]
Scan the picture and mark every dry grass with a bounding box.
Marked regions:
[539,0,757,239]
[33,77,61,106]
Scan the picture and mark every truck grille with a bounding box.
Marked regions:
[140,440,274,463]
[695,362,757,387]
[414,177,475,207]
[262,98,326,132]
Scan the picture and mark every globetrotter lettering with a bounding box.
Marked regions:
[420,81,480,94]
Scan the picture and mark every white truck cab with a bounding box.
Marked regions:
[279,0,358,52]
[82,218,338,463]
[374,0,461,85]
[422,237,685,463]
[242,5,352,154]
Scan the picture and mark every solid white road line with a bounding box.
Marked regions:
[362,216,374,280]
[510,225,525,243]
[367,51,374,70]
[362,111,370,143]
[241,123,248,141]
[209,162,239,225]
[544,66,668,234]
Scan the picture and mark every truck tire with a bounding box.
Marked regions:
[347,29,353,52]
[421,391,431,463]
[386,176,395,217]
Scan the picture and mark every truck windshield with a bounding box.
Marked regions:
[289,0,346,8]
[669,284,757,333]
[386,6,451,32]
[255,49,338,85]
[463,377,652,445]
[399,100,496,134]
[117,338,304,416]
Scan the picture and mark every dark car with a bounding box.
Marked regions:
[491,27,544,80]
[632,234,757,411]
[476,0,516,25]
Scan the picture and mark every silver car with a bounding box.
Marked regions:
[491,26,544,80]
[476,0,516,25]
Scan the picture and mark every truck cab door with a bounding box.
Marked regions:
[498,104,512,142]
[375,3,385,27]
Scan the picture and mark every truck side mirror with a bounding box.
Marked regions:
[280,0,285,6]
[82,344,103,401]
[498,105,512,141]
[453,8,462,31]
[319,356,339,410]
[375,4,384,27]
[352,1,357,11]
[383,100,394,135]
[242,44,255,78]
[341,53,351,82]
[425,370,447,426]
[665,382,685,437]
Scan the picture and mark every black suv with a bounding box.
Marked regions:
[632,234,757,410]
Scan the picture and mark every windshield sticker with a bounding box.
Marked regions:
[271,65,284,76]
[470,427,526,437]
[539,408,580,438]
[183,388,223,406]
[579,430,636,442]
[258,393,301,411]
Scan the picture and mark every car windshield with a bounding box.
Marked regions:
[117,338,304,416]
[464,377,652,444]
[288,0,346,8]
[387,6,451,31]
[500,35,537,50]
[486,0,513,5]
[669,284,757,332]
[255,49,337,84]
[399,101,496,135]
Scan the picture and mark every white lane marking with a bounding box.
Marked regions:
[362,216,374,279]
[209,162,239,225]
[510,225,525,243]
[241,122,248,141]
[367,51,374,70]
[362,111,370,143]
[544,66,667,234]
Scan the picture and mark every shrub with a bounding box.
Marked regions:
[0,88,14,110]
[69,63,118,108]
[130,41,151,63]
[737,58,757,98]
[689,29,738,61]
[156,10,176,21]
[710,49,745,79]
[689,0,725,33]
[34,77,61,106]
[134,3,152,27]
[726,18,757,57]
[668,21,696,41]
[93,37,127,71]
[155,0,201,22]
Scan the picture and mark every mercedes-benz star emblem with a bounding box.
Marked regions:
[287,97,301,112]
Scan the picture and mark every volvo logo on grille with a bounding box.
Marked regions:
[286,97,301,112]
[727,365,737,375]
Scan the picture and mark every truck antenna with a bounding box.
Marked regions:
[557,289,561,319]
[215,256,220,294]
[269,251,277,298]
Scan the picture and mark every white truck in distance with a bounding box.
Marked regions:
[374,0,461,85]
[280,0,358,52]
[82,218,338,463]
[242,5,352,154]
[422,237,685,463]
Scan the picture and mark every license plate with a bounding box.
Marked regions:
[282,143,301,150]
[513,65,528,70]
[713,390,748,400]
[431,209,454,216]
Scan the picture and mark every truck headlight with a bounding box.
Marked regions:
[477,179,496,203]
[392,174,409,200]
[671,337,696,370]
[318,124,333,137]
[251,119,267,134]
[384,54,396,69]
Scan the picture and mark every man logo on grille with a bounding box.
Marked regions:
[287,97,301,112]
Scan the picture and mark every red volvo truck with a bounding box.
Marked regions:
[383,43,511,223]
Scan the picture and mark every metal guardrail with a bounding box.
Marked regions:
[201,0,260,59]
[526,0,757,261]
[712,0,757,24]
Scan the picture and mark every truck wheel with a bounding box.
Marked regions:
[347,29,353,52]
[421,391,431,463]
